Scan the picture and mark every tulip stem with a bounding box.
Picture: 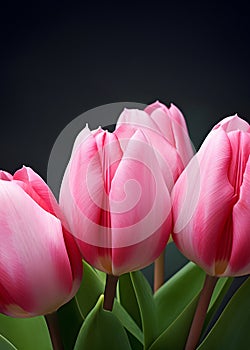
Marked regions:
[154,251,165,292]
[185,274,218,350]
[103,274,119,311]
[45,312,64,350]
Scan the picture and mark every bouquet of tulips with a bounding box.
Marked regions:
[0,101,249,350]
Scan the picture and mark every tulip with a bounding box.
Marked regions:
[59,125,172,277]
[116,101,194,290]
[116,101,194,191]
[0,166,83,318]
[172,115,250,277]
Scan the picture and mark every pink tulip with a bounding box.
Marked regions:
[116,101,194,191]
[172,115,250,276]
[0,166,83,317]
[59,125,172,276]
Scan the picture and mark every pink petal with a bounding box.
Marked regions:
[213,115,250,133]
[110,129,171,272]
[0,171,12,181]
[226,156,250,276]
[172,129,235,275]
[144,100,165,115]
[13,166,60,218]
[59,129,123,248]
[115,125,183,191]
[0,181,75,317]
[116,108,161,134]
[169,104,194,165]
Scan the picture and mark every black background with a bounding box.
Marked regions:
[1,2,250,178]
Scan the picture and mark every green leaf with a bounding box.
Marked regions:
[57,297,84,349]
[197,276,250,350]
[95,269,107,284]
[0,314,52,350]
[151,263,232,349]
[148,294,200,350]
[74,295,132,350]
[154,262,205,335]
[131,271,157,350]
[76,260,104,317]
[118,273,142,329]
[0,335,18,350]
[202,277,233,334]
[112,300,144,345]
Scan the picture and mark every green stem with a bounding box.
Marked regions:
[185,274,218,350]
[154,251,165,292]
[45,312,64,350]
[103,274,119,311]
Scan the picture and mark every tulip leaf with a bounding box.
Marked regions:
[154,262,205,335]
[197,276,250,350]
[148,294,200,350]
[201,276,233,334]
[94,268,107,284]
[0,335,18,350]
[57,297,84,349]
[151,263,233,349]
[76,260,104,317]
[74,295,132,350]
[0,314,52,350]
[118,273,142,329]
[113,300,144,345]
[130,271,157,350]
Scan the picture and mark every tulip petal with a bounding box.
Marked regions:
[13,166,60,218]
[116,108,160,135]
[0,181,74,317]
[115,125,183,191]
[145,102,194,166]
[213,115,250,133]
[172,129,235,275]
[227,156,250,276]
[60,129,123,247]
[169,104,194,166]
[110,129,171,274]
[0,171,12,181]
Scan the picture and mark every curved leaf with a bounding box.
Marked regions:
[197,276,250,350]
[149,294,199,350]
[0,314,52,350]
[131,271,157,350]
[0,335,18,350]
[74,295,132,350]
[113,300,144,345]
[202,277,233,334]
[152,263,233,349]
[154,262,205,335]
[76,260,104,317]
[118,273,142,329]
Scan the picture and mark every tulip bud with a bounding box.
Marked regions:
[0,167,83,317]
[59,124,172,276]
[172,115,250,276]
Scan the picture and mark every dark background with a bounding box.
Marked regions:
[0,1,249,335]
[1,2,250,179]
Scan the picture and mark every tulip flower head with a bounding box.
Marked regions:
[172,115,250,277]
[0,167,83,317]
[59,123,172,276]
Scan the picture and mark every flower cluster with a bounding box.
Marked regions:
[0,102,249,350]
